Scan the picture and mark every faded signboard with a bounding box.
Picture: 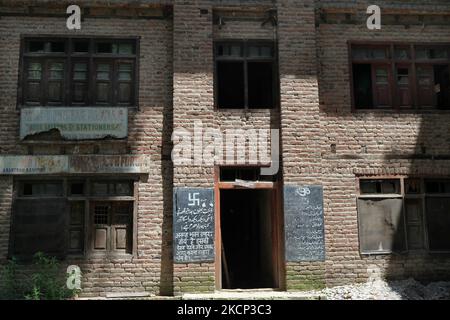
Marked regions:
[0,155,150,175]
[70,155,151,174]
[20,107,128,140]
[0,156,68,174]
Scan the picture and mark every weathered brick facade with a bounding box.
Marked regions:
[0,0,450,297]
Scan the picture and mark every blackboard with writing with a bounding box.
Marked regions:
[173,188,215,263]
[284,185,325,262]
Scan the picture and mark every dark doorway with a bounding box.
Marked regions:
[220,189,276,289]
[434,65,450,109]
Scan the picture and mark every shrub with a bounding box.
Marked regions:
[0,252,79,300]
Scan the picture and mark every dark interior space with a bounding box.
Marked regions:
[220,189,275,289]
[217,61,245,108]
[353,64,373,108]
[434,65,450,109]
[248,62,274,108]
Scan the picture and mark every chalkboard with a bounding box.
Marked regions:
[173,188,215,263]
[284,185,325,262]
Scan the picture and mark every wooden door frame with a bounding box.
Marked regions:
[214,166,283,290]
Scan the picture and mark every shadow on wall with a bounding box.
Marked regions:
[317,39,450,297]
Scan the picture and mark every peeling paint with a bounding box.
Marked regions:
[0,155,151,175]
[20,107,128,140]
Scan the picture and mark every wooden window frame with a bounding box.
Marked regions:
[349,41,450,112]
[214,39,279,111]
[10,176,139,260]
[357,176,450,256]
[18,35,140,109]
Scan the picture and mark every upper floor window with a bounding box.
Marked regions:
[350,43,450,110]
[214,40,277,110]
[19,37,139,107]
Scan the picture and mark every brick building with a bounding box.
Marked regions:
[0,0,450,298]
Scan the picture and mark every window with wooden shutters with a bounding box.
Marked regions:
[350,43,450,110]
[11,178,136,259]
[214,41,277,110]
[357,177,450,254]
[91,201,133,254]
[19,37,139,107]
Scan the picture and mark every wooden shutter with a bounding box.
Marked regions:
[115,60,135,106]
[24,59,43,105]
[12,199,67,257]
[372,65,392,107]
[45,60,66,106]
[94,61,113,105]
[71,60,89,106]
[91,202,110,251]
[396,65,413,108]
[417,65,435,107]
[111,202,133,253]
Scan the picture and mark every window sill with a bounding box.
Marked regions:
[353,108,450,114]
[215,108,277,113]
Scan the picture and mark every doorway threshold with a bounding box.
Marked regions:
[181,290,325,300]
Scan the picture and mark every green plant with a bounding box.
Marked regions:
[0,257,22,299]
[24,252,77,300]
[0,252,79,300]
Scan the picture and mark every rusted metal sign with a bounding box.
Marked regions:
[0,155,150,175]
[20,107,128,140]
[0,156,69,174]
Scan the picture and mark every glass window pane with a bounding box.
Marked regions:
[93,182,108,195]
[50,41,65,53]
[73,63,87,80]
[97,43,113,53]
[116,182,133,196]
[248,46,260,57]
[28,62,42,80]
[73,41,89,53]
[29,41,45,53]
[395,47,410,60]
[97,64,111,80]
[118,43,134,55]
[49,62,64,80]
[118,64,132,81]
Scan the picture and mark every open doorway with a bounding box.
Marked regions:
[220,189,277,289]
